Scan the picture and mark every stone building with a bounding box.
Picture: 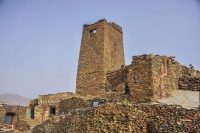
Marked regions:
[0,102,29,131]
[76,19,200,105]
[1,19,200,132]
[27,19,200,127]
[76,19,125,96]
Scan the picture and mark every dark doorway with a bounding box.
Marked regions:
[125,83,130,94]
[4,113,17,126]
[30,110,34,119]
[50,107,56,115]
[4,114,12,125]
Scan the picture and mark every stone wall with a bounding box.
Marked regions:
[76,19,125,96]
[32,103,200,132]
[104,54,185,104]
[151,55,183,102]
[158,90,200,109]
[0,103,7,126]
[127,55,153,103]
[58,97,91,115]
[106,67,128,92]
[15,118,30,132]
[132,104,200,132]
[0,103,27,131]
[33,92,74,123]
[32,104,147,133]
[5,105,27,120]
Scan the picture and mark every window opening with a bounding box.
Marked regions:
[90,29,96,36]
[92,101,99,107]
[50,107,56,115]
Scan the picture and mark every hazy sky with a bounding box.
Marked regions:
[0,0,200,99]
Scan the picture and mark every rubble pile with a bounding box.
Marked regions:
[179,75,200,91]
[29,99,38,107]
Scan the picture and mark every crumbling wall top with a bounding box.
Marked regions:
[83,19,122,33]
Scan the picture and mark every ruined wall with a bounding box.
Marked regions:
[76,19,125,96]
[127,55,153,103]
[105,54,200,104]
[182,65,200,77]
[106,67,128,92]
[179,76,200,91]
[29,99,38,107]
[105,54,184,103]
[0,103,7,126]
[34,92,74,123]
[151,55,183,101]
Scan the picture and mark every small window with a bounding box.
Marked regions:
[90,29,96,36]
[50,107,56,115]
[92,101,99,107]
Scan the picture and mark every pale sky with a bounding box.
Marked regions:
[0,0,200,99]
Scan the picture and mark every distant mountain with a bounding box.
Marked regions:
[0,93,30,106]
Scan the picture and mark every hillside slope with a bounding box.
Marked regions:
[0,93,30,106]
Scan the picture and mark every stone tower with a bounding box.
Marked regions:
[76,19,125,96]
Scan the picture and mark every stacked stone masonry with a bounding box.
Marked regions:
[32,104,147,133]
[76,19,125,96]
[32,103,200,133]
[2,19,200,132]
[0,103,30,132]
[179,75,200,91]
[105,54,200,103]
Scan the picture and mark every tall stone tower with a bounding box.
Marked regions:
[76,19,125,96]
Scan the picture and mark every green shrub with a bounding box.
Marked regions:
[123,98,130,107]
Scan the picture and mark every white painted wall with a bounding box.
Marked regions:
[158,90,199,109]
